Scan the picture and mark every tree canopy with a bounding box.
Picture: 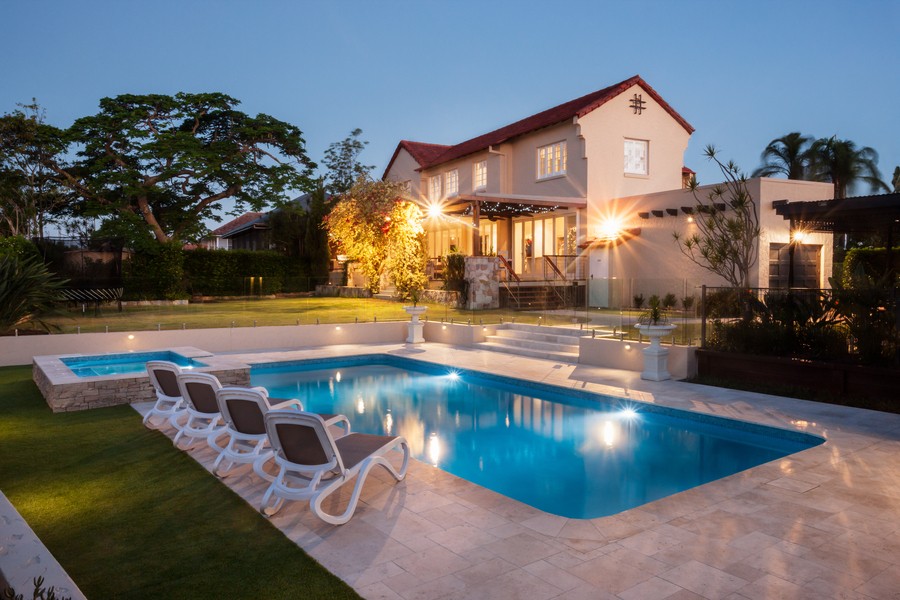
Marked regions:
[0,101,69,238]
[322,128,373,195]
[752,132,888,199]
[674,146,759,288]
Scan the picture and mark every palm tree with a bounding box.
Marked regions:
[807,137,889,199]
[751,132,812,179]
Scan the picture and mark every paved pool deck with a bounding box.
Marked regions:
[137,342,900,599]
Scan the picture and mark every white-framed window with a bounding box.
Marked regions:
[445,169,459,197]
[429,175,441,201]
[474,160,487,190]
[624,139,649,175]
[537,141,567,179]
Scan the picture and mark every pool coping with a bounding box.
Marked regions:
[136,342,900,599]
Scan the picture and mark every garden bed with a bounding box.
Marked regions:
[697,349,899,410]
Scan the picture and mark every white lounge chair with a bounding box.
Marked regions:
[171,372,226,449]
[260,410,409,525]
[209,387,350,480]
[144,361,184,428]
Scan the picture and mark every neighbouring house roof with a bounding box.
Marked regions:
[209,212,266,237]
[682,166,695,175]
[384,75,694,176]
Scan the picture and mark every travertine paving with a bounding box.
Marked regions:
[138,343,900,599]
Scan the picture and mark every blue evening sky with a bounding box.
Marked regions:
[2,0,897,224]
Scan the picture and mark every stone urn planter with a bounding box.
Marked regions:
[634,323,677,381]
[403,305,427,343]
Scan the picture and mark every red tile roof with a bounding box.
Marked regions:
[382,140,452,179]
[398,75,693,172]
[209,212,266,236]
[682,166,695,174]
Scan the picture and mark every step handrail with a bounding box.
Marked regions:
[497,254,520,283]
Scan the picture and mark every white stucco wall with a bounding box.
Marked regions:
[383,147,424,197]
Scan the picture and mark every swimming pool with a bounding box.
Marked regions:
[251,355,823,519]
[62,351,207,378]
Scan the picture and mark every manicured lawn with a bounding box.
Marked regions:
[0,365,359,599]
[27,296,703,343]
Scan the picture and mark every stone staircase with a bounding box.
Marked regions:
[478,323,586,362]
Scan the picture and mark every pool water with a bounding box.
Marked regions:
[62,351,207,377]
[251,355,823,519]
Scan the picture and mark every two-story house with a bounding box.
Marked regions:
[384,75,833,307]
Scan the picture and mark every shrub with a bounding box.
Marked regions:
[123,242,186,300]
[0,255,68,334]
[632,293,645,309]
[681,295,695,312]
[442,252,468,305]
[661,292,677,309]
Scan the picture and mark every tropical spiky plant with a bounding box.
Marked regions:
[807,136,889,199]
[751,132,813,180]
[0,254,67,334]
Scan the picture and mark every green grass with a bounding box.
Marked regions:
[0,366,360,599]
[24,296,702,343]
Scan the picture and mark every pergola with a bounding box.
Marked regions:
[773,192,900,286]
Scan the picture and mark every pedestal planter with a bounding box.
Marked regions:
[403,306,427,343]
[634,324,677,381]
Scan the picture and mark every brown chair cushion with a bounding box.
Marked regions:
[335,434,398,470]
[154,369,180,397]
[276,423,330,466]
[186,381,219,414]
[227,399,266,435]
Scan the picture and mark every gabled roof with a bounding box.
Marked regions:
[382,140,452,179]
[209,212,266,236]
[413,75,694,171]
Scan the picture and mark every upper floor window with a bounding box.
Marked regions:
[474,160,487,190]
[538,141,567,179]
[429,175,441,201]
[445,169,459,197]
[624,139,649,175]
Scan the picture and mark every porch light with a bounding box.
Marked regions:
[426,202,443,219]
[791,229,808,244]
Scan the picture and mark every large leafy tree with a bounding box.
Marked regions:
[805,136,888,199]
[674,146,759,288]
[0,101,69,238]
[52,92,315,244]
[322,128,373,195]
[324,179,425,295]
[751,132,812,180]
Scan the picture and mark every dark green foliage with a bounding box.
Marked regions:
[0,366,360,599]
[830,272,897,365]
[183,249,307,296]
[305,183,331,279]
[842,246,900,286]
[0,235,40,260]
[681,295,695,312]
[122,242,186,300]
[632,293,645,309]
[702,288,743,319]
[661,293,677,310]
[0,254,68,334]
[442,252,468,305]
[710,293,847,360]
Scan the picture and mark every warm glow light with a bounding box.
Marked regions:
[384,411,393,435]
[686,216,694,223]
[598,217,625,241]
[127,334,134,340]
[356,397,365,414]
[624,344,631,351]
[442,325,447,330]
[791,229,808,244]
[427,203,443,219]
[602,420,618,448]
[427,432,441,466]
[335,326,341,331]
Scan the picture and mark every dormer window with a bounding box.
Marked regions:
[537,141,567,179]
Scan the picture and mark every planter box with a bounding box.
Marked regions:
[697,349,899,400]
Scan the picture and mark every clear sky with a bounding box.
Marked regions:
[2,0,897,221]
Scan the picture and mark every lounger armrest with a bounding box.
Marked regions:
[270,397,304,411]
[251,386,269,397]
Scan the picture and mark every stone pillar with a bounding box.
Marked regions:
[464,256,500,309]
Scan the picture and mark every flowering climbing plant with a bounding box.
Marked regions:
[324,178,426,296]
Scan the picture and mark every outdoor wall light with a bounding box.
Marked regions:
[335,326,341,331]
[127,334,134,340]
[442,325,447,330]
[598,217,625,241]
[791,229,808,244]
[624,343,631,350]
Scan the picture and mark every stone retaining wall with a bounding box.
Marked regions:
[464,257,500,309]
